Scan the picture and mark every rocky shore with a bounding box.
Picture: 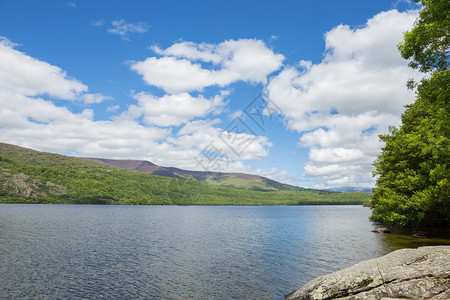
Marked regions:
[286,246,450,299]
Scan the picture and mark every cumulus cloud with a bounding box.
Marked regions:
[131,57,222,94]
[80,93,113,104]
[0,37,112,103]
[132,91,228,127]
[154,119,272,170]
[0,9,425,189]
[152,42,222,63]
[0,37,167,158]
[265,9,422,187]
[107,105,120,112]
[0,91,170,158]
[122,38,282,171]
[0,38,85,99]
[131,39,284,93]
[0,36,276,179]
[107,20,149,40]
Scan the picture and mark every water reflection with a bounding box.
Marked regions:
[0,204,448,299]
[375,230,450,253]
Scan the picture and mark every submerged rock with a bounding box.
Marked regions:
[286,246,450,299]
[371,227,391,233]
[412,231,431,238]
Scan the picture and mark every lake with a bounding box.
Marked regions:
[0,204,447,299]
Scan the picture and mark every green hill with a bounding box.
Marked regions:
[0,142,369,205]
[83,157,302,191]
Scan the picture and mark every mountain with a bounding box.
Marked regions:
[324,187,373,194]
[83,158,374,195]
[83,158,297,192]
[0,142,370,205]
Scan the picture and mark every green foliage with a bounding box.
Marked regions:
[92,159,295,192]
[0,143,369,206]
[371,0,449,228]
[371,71,449,227]
[398,0,449,73]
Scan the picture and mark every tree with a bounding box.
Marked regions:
[370,71,449,227]
[398,0,449,73]
[370,0,449,228]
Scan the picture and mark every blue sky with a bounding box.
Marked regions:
[0,0,422,188]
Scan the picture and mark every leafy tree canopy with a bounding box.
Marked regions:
[370,0,449,228]
[370,71,449,227]
[398,0,449,73]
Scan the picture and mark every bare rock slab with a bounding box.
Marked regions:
[371,227,391,233]
[286,246,450,300]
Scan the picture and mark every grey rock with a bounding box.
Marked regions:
[286,246,450,300]
[371,227,391,233]
[3,173,40,199]
[1,171,68,199]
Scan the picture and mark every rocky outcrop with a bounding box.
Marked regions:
[3,173,40,199]
[286,246,450,299]
[1,169,67,199]
[371,227,391,233]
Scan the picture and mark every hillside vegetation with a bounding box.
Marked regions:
[0,143,369,205]
[83,157,297,192]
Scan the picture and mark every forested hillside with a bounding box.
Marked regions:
[83,157,300,192]
[0,143,369,205]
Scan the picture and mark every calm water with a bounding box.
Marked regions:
[0,205,447,299]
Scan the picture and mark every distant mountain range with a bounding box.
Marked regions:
[82,158,301,192]
[324,187,373,194]
[82,158,373,194]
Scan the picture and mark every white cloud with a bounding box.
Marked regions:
[0,90,169,158]
[155,119,273,170]
[80,93,113,104]
[123,38,281,171]
[229,110,243,120]
[133,91,227,127]
[0,9,425,189]
[0,37,167,159]
[265,9,422,187]
[131,39,284,93]
[0,37,112,103]
[392,0,422,10]
[131,57,222,94]
[309,147,370,165]
[0,38,85,99]
[107,20,149,40]
[91,19,105,27]
[0,37,277,180]
[152,42,222,64]
[107,105,120,112]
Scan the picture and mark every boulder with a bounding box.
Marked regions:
[286,246,450,299]
[371,227,391,233]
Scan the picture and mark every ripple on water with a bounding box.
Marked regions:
[0,204,448,299]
